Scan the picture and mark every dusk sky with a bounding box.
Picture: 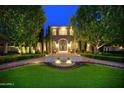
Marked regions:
[43,5,79,36]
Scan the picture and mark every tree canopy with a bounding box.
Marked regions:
[73,6,124,51]
[0,5,46,53]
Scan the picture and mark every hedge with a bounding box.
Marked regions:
[0,54,43,64]
[81,53,124,63]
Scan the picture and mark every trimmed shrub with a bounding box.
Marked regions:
[0,54,42,64]
[81,53,124,62]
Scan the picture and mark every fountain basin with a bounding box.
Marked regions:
[52,58,75,67]
[45,58,83,68]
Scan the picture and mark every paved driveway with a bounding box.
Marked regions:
[0,53,124,70]
[46,53,124,68]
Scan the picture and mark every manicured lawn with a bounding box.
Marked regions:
[0,64,124,88]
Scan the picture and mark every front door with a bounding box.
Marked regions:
[59,39,67,51]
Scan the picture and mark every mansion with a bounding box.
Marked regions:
[49,26,79,53]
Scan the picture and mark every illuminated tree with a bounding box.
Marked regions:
[75,6,124,52]
[0,6,46,54]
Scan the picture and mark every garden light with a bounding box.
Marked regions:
[55,59,61,64]
[66,59,72,64]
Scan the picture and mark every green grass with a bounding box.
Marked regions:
[0,64,124,88]
[81,53,124,62]
[0,54,43,64]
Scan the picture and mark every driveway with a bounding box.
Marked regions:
[0,53,124,70]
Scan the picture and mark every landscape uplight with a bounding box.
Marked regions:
[55,58,61,64]
[66,58,72,64]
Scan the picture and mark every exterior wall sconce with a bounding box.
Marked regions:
[67,43,71,48]
[56,43,59,48]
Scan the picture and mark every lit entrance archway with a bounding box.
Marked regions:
[58,39,68,52]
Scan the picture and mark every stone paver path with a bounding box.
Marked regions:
[80,56,124,68]
[0,57,46,70]
[0,53,124,70]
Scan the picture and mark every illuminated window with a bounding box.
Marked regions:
[59,27,67,35]
[70,29,73,35]
[52,29,57,35]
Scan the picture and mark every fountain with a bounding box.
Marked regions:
[48,57,77,68]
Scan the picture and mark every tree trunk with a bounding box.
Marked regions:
[26,46,29,54]
[84,42,87,52]
[33,44,37,54]
[41,41,44,54]
[86,43,92,52]
[73,39,76,53]
[73,33,76,53]
[46,40,48,52]
[4,42,8,54]
[18,45,22,54]
[22,46,26,54]
[79,41,82,52]
[94,46,99,53]
[94,43,106,53]
[29,44,32,54]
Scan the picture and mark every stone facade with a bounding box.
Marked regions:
[49,26,78,53]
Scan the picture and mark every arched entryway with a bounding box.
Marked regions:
[58,39,68,52]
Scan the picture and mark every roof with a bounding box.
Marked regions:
[49,25,72,29]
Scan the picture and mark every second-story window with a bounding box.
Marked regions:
[59,27,67,35]
[52,29,57,35]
